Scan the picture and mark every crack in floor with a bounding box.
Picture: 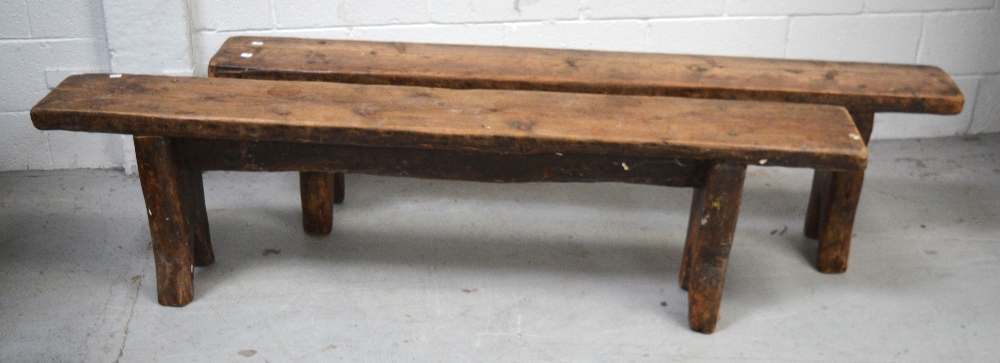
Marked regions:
[114,275,142,363]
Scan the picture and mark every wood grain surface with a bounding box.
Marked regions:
[209,36,962,115]
[299,171,334,236]
[683,162,747,334]
[32,74,867,171]
[134,136,197,307]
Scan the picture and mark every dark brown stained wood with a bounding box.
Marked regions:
[32,74,867,171]
[134,136,197,307]
[184,167,214,267]
[804,111,872,264]
[849,112,876,144]
[816,171,865,273]
[683,162,747,334]
[300,172,333,236]
[804,170,831,240]
[333,172,345,204]
[679,175,705,291]
[176,138,710,187]
[209,36,963,115]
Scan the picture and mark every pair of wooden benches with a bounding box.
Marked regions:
[31,37,962,333]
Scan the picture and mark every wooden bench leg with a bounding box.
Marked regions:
[803,170,832,239]
[815,171,864,273]
[681,162,746,334]
[679,172,707,291]
[300,171,334,236]
[804,111,871,273]
[135,136,202,307]
[334,172,345,204]
[183,166,214,267]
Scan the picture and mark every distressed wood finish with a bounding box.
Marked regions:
[210,37,963,115]
[134,136,198,306]
[683,162,747,334]
[804,112,873,271]
[31,73,867,331]
[186,167,214,267]
[333,173,345,204]
[300,171,334,236]
[32,74,867,171]
[816,171,865,273]
[175,138,710,187]
[210,36,964,274]
[302,170,341,236]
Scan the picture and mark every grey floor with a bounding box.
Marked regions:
[1,135,998,362]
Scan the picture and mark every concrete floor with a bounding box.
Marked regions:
[1,135,998,362]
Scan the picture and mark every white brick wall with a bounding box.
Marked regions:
[191,0,273,31]
[969,75,1000,134]
[583,0,723,19]
[786,14,923,63]
[0,112,50,171]
[0,0,117,172]
[350,24,506,45]
[0,39,108,112]
[275,0,431,28]
[505,21,647,52]
[432,0,578,23]
[102,0,193,75]
[920,10,1000,75]
[25,0,107,39]
[864,0,995,13]
[647,18,788,57]
[726,0,863,16]
[2,0,999,172]
[0,1,31,39]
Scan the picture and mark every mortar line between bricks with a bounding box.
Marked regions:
[21,0,31,38]
[268,0,277,30]
[868,9,999,16]
[207,16,798,35]
[0,37,100,44]
[952,72,1000,77]
[914,13,926,64]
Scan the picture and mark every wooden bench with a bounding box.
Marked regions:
[32,73,866,333]
[209,36,964,274]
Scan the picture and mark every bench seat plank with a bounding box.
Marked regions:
[210,36,962,115]
[207,37,962,276]
[32,74,866,171]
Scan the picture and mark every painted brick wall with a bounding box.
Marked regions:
[2,0,999,171]
[0,0,119,171]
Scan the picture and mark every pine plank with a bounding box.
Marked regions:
[31,74,867,171]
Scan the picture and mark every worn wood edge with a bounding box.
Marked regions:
[29,74,868,172]
[211,66,964,115]
[32,106,868,172]
[209,36,964,115]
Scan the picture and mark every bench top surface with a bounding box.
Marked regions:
[32,74,866,170]
[209,36,962,115]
